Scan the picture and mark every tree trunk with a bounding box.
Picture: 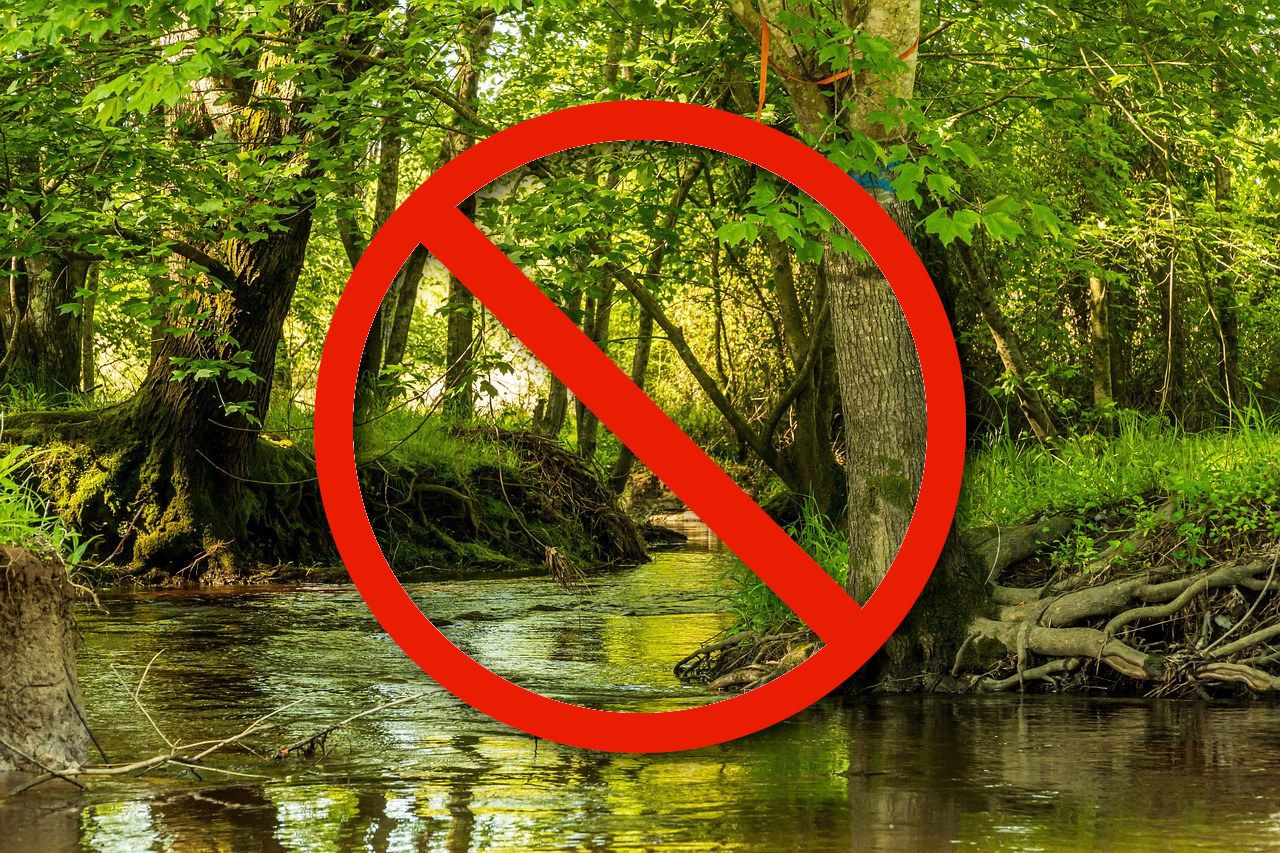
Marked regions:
[827,198,930,601]
[80,263,98,398]
[765,233,841,513]
[607,307,654,492]
[953,241,1056,443]
[439,11,496,423]
[1211,153,1240,413]
[1153,146,1186,420]
[119,213,314,573]
[0,548,87,772]
[729,0,981,683]
[380,247,429,374]
[0,253,87,397]
[443,197,478,422]
[574,281,615,460]
[534,290,579,438]
[1087,273,1113,409]
[345,120,402,425]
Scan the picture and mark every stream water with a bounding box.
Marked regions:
[4,528,1280,851]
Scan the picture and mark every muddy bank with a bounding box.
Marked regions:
[18,423,646,585]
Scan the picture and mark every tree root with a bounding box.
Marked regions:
[675,629,815,691]
[678,492,1280,698]
[961,547,1280,696]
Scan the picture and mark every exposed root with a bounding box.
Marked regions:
[675,629,816,691]
[960,546,1280,696]
[682,499,1280,697]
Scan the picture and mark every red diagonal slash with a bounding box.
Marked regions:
[314,101,965,753]
[427,205,860,646]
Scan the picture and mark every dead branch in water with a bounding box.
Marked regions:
[274,691,427,759]
[2,652,432,799]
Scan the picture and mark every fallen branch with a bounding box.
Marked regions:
[275,691,428,759]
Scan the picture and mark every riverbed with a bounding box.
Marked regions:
[4,536,1280,851]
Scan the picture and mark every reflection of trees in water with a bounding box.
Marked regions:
[840,697,1280,849]
[0,789,82,852]
[844,698,974,850]
[152,785,285,851]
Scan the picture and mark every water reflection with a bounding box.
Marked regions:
[3,547,1279,851]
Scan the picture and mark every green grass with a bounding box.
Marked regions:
[0,443,90,563]
[961,409,1280,526]
[726,410,1280,633]
[724,497,849,635]
[961,408,1280,571]
[0,384,99,414]
[263,402,506,483]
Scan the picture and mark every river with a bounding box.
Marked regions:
[4,530,1280,851]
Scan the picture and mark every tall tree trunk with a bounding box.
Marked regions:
[1087,273,1113,409]
[534,289,580,438]
[439,11,496,423]
[1211,153,1240,413]
[80,263,98,398]
[442,188,479,422]
[765,233,842,513]
[575,281,615,460]
[0,253,87,396]
[116,212,314,573]
[1153,148,1186,420]
[340,119,402,425]
[730,0,980,681]
[608,307,654,492]
[380,248,428,370]
[953,241,1056,443]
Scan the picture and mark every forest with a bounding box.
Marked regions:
[2,0,1280,849]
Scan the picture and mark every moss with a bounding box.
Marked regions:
[868,474,914,512]
[6,399,645,583]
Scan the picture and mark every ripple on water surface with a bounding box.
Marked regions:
[4,546,1280,851]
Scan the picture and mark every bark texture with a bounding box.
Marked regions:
[1,253,88,396]
[0,549,87,772]
[1087,274,1113,408]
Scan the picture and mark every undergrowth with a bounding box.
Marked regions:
[723,411,1280,634]
[0,442,90,564]
[724,497,849,635]
[962,408,1280,573]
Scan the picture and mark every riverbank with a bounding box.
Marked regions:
[680,419,1280,697]
[11,408,648,585]
[6,546,1280,851]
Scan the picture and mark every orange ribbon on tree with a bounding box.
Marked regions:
[755,13,921,122]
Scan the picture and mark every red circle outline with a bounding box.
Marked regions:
[315,101,965,753]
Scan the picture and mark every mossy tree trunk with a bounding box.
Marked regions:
[730,0,981,682]
[12,5,379,578]
[121,211,314,574]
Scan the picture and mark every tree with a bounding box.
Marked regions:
[727,0,980,677]
[7,1,401,573]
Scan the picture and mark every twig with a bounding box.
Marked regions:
[0,736,85,792]
[275,692,427,759]
[110,652,173,749]
[1202,550,1279,656]
[67,687,109,763]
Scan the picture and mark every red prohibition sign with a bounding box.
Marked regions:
[315,100,965,753]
